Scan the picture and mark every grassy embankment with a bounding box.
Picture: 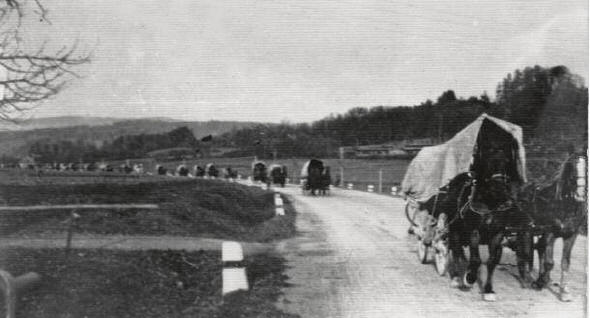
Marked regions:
[0,173,298,317]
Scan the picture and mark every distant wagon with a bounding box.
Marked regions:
[156,164,167,175]
[176,164,189,176]
[269,164,288,187]
[252,161,269,183]
[193,165,205,177]
[205,163,219,178]
[301,159,330,195]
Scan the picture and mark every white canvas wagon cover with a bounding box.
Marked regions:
[401,114,527,202]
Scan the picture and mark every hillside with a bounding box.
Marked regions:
[0,118,257,158]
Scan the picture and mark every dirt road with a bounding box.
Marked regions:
[274,185,587,318]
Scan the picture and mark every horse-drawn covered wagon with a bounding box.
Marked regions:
[252,160,269,184]
[401,114,531,301]
[300,159,331,195]
[269,164,288,187]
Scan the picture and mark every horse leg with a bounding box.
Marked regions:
[463,229,481,288]
[559,233,578,302]
[533,232,555,289]
[449,231,466,288]
[516,230,534,287]
[482,232,503,301]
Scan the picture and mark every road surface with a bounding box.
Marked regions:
[274,185,587,318]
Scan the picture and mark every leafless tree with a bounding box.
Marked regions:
[0,0,89,123]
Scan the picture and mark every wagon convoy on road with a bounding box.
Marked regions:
[402,113,587,302]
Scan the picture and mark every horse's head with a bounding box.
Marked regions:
[476,174,514,210]
[474,146,516,210]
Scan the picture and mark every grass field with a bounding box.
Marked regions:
[0,248,297,318]
[0,176,296,242]
[0,171,299,317]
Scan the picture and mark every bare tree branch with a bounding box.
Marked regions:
[0,0,89,123]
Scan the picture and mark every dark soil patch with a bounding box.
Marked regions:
[0,178,296,242]
[0,247,298,318]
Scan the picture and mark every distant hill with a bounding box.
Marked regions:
[0,117,258,158]
[0,116,124,131]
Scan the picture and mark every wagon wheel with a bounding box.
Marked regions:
[417,239,430,264]
[433,214,450,276]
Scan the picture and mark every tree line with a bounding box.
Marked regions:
[216,65,588,158]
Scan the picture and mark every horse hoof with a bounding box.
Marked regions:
[483,293,497,302]
[531,281,544,290]
[450,277,461,288]
[560,290,573,302]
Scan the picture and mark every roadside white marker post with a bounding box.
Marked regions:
[347,183,353,190]
[368,185,374,193]
[391,186,398,196]
[378,169,383,193]
[222,242,248,296]
[274,193,285,216]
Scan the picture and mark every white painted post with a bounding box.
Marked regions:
[367,185,374,193]
[347,183,353,190]
[222,242,248,295]
[378,169,383,193]
[274,193,285,216]
[340,166,344,187]
[391,186,398,196]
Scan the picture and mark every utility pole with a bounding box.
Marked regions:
[379,169,383,193]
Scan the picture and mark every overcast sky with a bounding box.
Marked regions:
[21,0,589,123]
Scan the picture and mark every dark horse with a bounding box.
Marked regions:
[519,154,587,302]
[306,159,325,196]
[252,162,268,184]
[270,165,287,187]
[436,120,532,301]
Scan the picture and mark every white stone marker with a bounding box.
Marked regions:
[391,186,398,195]
[222,241,243,262]
[347,183,353,190]
[222,268,249,295]
[274,197,284,207]
[368,185,374,193]
[275,207,285,216]
[222,241,248,295]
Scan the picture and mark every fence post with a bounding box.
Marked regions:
[340,166,344,187]
[378,169,383,193]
